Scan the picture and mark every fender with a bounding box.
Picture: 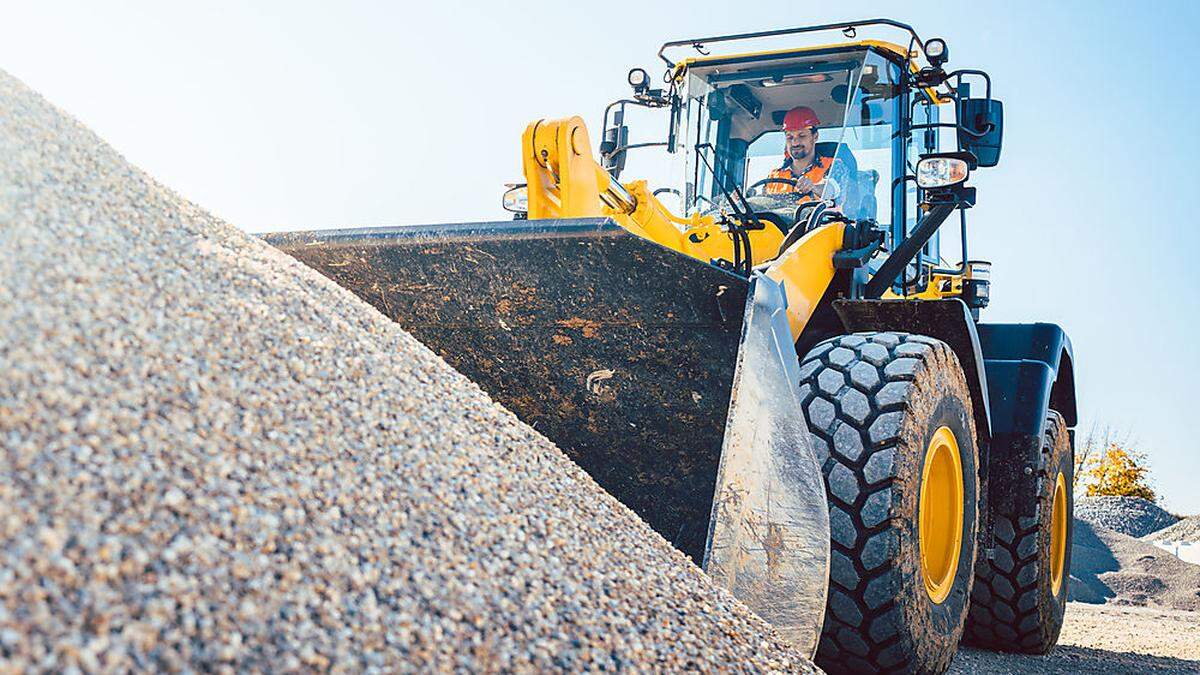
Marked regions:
[828,301,1078,518]
[974,323,1076,514]
[976,322,1077,439]
[831,298,993,444]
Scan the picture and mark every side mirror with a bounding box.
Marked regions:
[501,184,528,219]
[958,97,1003,167]
[599,123,629,178]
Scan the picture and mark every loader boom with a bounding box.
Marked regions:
[522,116,837,339]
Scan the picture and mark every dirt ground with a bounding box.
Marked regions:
[951,603,1200,673]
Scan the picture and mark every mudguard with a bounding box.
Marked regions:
[976,323,1076,515]
[977,322,1077,437]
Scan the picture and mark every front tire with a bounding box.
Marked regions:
[798,332,980,674]
[966,411,1073,653]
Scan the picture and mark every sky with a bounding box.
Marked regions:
[3,1,1198,512]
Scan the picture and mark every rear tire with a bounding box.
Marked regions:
[798,332,979,674]
[965,411,1073,653]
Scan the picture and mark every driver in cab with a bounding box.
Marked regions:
[764,106,845,203]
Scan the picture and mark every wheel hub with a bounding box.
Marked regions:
[1050,471,1067,595]
[919,425,964,604]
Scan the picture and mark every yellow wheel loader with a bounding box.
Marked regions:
[265,19,1078,674]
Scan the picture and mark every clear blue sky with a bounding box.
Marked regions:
[4,1,1198,512]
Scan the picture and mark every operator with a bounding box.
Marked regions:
[764,106,845,202]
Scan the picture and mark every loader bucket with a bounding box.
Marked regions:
[264,217,830,653]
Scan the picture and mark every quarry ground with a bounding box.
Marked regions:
[952,603,1200,673]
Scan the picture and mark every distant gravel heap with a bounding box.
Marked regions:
[0,69,811,672]
[1070,519,1200,612]
[1144,516,1200,543]
[1075,496,1179,538]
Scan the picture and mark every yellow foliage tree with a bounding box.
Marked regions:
[1085,444,1156,502]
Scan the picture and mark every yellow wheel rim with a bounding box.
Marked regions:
[1050,471,1068,596]
[919,425,965,605]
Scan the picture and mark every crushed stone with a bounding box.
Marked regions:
[0,68,813,673]
[1074,496,1179,538]
[1070,519,1200,612]
[1144,516,1200,544]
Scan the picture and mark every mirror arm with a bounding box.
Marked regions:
[601,99,635,137]
[946,68,992,101]
[863,202,957,298]
[605,142,671,161]
[911,120,993,140]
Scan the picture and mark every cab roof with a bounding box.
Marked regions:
[672,40,912,76]
[659,19,952,102]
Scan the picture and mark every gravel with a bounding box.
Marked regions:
[1144,516,1200,543]
[1074,496,1179,538]
[0,68,813,672]
[952,603,1200,673]
[1070,519,1200,612]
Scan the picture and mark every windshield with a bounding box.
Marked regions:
[676,48,902,223]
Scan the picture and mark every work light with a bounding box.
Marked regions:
[924,38,949,67]
[627,68,649,92]
[917,156,970,189]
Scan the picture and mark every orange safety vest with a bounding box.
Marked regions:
[764,156,834,195]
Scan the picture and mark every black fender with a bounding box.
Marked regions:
[975,322,1077,437]
[974,323,1077,515]
[829,298,1078,534]
[831,298,993,445]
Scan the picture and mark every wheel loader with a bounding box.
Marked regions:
[264,19,1078,674]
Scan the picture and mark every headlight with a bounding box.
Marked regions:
[502,185,528,213]
[916,157,970,189]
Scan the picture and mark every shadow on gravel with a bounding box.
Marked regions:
[1070,519,1118,603]
[953,645,1200,673]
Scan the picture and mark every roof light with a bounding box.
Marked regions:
[924,38,949,67]
[627,68,649,92]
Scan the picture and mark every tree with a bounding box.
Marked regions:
[1085,444,1156,502]
[1074,423,1134,490]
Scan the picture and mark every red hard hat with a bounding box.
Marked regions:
[783,106,820,131]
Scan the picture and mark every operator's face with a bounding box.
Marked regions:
[785,127,818,163]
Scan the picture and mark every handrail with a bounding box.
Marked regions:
[657,18,926,68]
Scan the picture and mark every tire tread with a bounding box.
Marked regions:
[801,332,975,674]
[965,411,1072,653]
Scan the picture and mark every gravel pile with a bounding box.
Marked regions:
[1074,496,1179,538]
[1143,516,1200,543]
[0,69,812,672]
[1070,519,1200,612]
